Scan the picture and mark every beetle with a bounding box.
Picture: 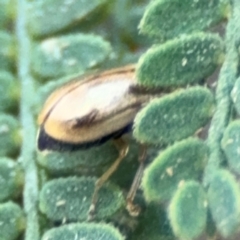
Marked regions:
[37,64,162,219]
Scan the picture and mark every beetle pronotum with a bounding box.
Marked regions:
[37,65,161,219]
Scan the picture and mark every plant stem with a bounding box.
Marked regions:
[16,0,40,239]
[204,0,240,185]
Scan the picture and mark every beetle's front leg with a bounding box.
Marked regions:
[88,137,129,221]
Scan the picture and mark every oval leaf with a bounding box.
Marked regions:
[37,141,118,175]
[208,170,240,238]
[134,87,214,145]
[142,138,208,202]
[0,114,21,157]
[0,31,15,71]
[136,33,224,88]
[39,177,124,221]
[168,181,207,240]
[0,202,25,240]
[139,0,230,40]
[32,34,112,80]
[0,157,24,202]
[0,0,13,28]
[132,204,174,240]
[0,71,19,112]
[42,223,124,240]
[28,0,108,37]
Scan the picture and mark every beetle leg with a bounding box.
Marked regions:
[126,145,147,217]
[88,137,129,221]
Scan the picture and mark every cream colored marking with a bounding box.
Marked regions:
[49,76,134,121]
[38,65,135,125]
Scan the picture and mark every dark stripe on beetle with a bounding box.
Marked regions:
[68,102,144,129]
[37,124,132,152]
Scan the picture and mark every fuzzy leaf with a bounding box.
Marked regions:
[0,202,25,240]
[0,31,15,71]
[142,138,208,202]
[221,120,240,174]
[132,204,174,240]
[139,0,230,40]
[0,71,19,112]
[39,177,124,221]
[37,141,118,175]
[0,114,21,157]
[0,0,12,28]
[0,157,24,202]
[31,34,112,80]
[136,33,224,88]
[134,87,215,145]
[41,223,124,240]
[168,181,207,240]
[208,170,240,238]
[28,0,108,37]
[206,208,217,238]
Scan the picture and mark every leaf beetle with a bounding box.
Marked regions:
[37,65,162,219]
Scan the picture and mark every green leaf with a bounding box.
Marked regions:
[168,181,207,240]
[113,1,150,48]
[133,87,215,145]
[0,157,24,202]
[0,71,19,113]
[139,0,230,40]
[37,141,118,175]
[41,223,124,240]
[0,0,14,29]
[208,170,240,238]
[206,208,217,238]
[39,177,124,221]
[132,204,174,240]
[28,0,108,37]
[0,201,25,240]
[0,114,21,157]
[136,33,224,88]
[31,34,112,80]
[0,31,15,71]
[221,120,240,174]
[142,138,208,202]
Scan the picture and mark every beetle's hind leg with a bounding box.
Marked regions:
[126,145,147,217]
[88,137,129,221]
